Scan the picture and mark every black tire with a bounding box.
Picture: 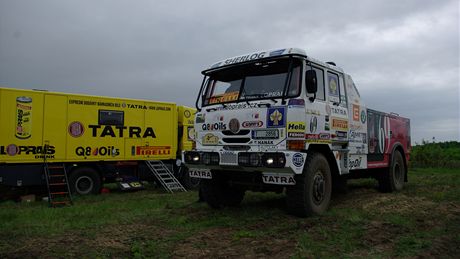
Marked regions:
[378,151,405,192]
[286,152,332,217]
[177,166,201,190]
[68,167,102,195]
[200,172,245,208]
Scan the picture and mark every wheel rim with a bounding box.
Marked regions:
[75,176,94,194]
[313,171,326,205]
[393,163,403,186]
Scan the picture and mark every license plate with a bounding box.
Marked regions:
[262,173,296,185]
[252,129,279,139]
[189,168,212,179]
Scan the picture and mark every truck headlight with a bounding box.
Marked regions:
[185,151,201,164]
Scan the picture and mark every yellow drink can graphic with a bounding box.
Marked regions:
[15,96,32,139]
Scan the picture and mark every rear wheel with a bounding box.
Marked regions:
[378,151,405,192]
[286,152,332,217]
[69,167,102,195]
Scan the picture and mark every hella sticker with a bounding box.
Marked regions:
[292,153,304,167]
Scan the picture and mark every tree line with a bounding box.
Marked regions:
[410,141,460,168]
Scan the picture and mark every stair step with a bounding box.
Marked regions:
[50,192,68,195]
[49,174,65,177]
[49,183,66,186]
[48,166,65,169]
[51,201,70,205]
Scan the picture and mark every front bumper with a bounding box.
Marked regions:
[183,150,306,175]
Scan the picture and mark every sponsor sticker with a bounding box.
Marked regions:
[184,110,191,118]
[254,140,274,145]
[287,122,305,132]
[309,117,318,133]
[262,173,296,185]
[196,113,205,123]
[336,131,348,139]
[133,146,171,156]
[288,132,304,138]
[361,110,367,124]
[267,107,286,128]
[68,121,84,137]
[208,91,239,104]
[332,119,349,131]
[292,153,304,167]
[189,168,212,179]
[202,122,227,131]
[242,120,263,128]
[306,134,332,144]
[15,96,33,139]
[353,104,360,121]
[202,133,219,145]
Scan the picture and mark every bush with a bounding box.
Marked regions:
[411,141,460,168]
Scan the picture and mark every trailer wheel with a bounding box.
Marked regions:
[200,172,245,208]
[69,167,102,195]
[286,152,332,217]
[378,151,405,192]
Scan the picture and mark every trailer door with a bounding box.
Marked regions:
[43,94,67,161]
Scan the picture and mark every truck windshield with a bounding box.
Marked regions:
[202,58,301,106]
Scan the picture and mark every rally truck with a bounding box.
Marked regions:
[183,48,411,217]
[0,87,196,197]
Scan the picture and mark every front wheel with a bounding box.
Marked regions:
[286,152,332,217]
[200,172,245,208]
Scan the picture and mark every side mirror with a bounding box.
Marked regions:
[305,70,317,94]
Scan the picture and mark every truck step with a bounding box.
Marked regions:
[145,160,186,193]
[44,162,73,207]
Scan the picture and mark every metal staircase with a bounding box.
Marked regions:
[145,161,187,193]
[43,163,73,207]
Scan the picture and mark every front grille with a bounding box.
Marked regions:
[220,152,238,165]
[222,130,250,136]
[223,145,251,151]
[222,138,251,143]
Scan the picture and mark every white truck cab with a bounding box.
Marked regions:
[184,48,410,217]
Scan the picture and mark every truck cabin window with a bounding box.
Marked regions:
[99,110,124,126]
[203,58,301,106]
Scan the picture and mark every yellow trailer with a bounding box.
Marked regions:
[0,87,195,195]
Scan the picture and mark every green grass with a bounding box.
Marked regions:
[1,168,459,258]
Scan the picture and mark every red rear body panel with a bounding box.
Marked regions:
[367,109,410,168]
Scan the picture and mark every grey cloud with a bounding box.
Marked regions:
[0,0,458,142]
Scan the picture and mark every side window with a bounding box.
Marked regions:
[312,66,325,100]
[99,110,124,126]
[339,75,347,108]
[327,72,340,104]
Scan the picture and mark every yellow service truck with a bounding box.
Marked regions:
[0,87,196,195]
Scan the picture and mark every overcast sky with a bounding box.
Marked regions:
[0,0,459,143]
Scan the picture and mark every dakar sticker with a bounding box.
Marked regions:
[267,107,286,128]
[202,133,219,145]
[68,121,84,137]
